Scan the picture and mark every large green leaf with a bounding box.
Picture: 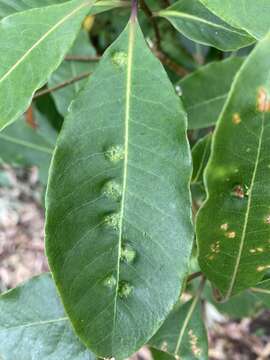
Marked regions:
[180,57,244,129]
[149,298,208,359]
[48,30,97,116]
[0,274,95,360]
[157,0,254,51]
[199,0,270,40]
[0,0,127,19]
[197,31,270,299]
[0,0,94,131]
[45,16,193,359]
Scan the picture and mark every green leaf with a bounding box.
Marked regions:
[0,0,94,131]
[192,133,212,184]
[0,109,56,184]
[251,279,270,308]
[203,282,262,318]
[150,348,175,360]
[45,16,193,359]
[0,274,95,360]
[157,0,254,51]
[197,31,270,299]
[149,297,208,359]
[48,30,97,116]
[180,57,244,129]
[199,0,270,40]
[0,0,127,19]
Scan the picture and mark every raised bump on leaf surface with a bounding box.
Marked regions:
[111,51,128,67]
[102,180,122,202]
[120,244,136,263]
[105,145,125,163]
[118,281,133,298]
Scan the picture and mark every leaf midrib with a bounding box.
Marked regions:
[112,18,135,342]
[0,317,68,332]
[158,9,250,38]
[0,0,91,84]
[0,133,53,154]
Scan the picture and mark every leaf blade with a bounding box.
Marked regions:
[199,0,270,40]
[180,57,244,129]
[197,31,270,298]
[158,0,254,51]
[0,274,95,360]
[0,0,93,131]
[46,18,193,359]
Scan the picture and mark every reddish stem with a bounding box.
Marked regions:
[131,0,138,20]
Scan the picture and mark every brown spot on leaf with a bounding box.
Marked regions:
[226,231,236,239]
[257,87,270,112]
[25,106,37,129]
[232,113,241,124]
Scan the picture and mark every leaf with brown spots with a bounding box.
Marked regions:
[197,30,270,299]
[149,297,208,360]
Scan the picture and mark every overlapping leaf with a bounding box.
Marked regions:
[158,0,254,51]
[192,133,212,184]
[48,30,97,116]
[180,57,244,129]
[0,0,94,131]
[0,106,57,184]
[0,0,127,19]
[0,274,95,360]
[199,0,270,40]
[197,31,270,299]
[46,16,193,359]
[149,297,208,359]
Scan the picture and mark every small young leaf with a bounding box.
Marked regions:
[158,0,254,51]
[46,16,193,359]
[0,0,94,131]
[48,30,97,116]
[199,0,270,40]
[197,31,270,299]
[192,133,212,184]
[149,298,208,359]
[180,57,244,129]
[0,274,95,360]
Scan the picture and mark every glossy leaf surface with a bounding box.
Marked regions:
[197,32,270,299]
[180,57,244,129]
[199,0,270,40]
[149,298,208,359]
[158,0,254,51]
[0,0,93,131]
[48,30,97,116]
[46,17,193,359]
[0,274,94,360]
